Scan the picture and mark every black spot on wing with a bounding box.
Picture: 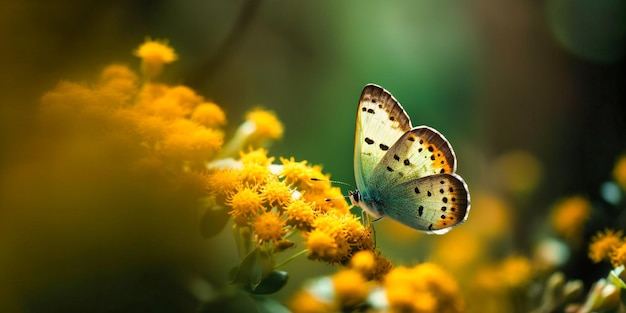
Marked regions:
[365,137,374,145]
[379,144,389,151]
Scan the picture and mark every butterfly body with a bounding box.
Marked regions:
[350,84,470,234]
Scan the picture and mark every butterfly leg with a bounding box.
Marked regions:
[359,210,379,247]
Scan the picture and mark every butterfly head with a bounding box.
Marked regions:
[349,189,384,219]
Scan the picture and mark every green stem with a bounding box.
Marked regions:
[274,248,308,269]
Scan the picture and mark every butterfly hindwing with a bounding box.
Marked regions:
[354,84,411,190]
[369,126,457,188]
[383,173,470,234]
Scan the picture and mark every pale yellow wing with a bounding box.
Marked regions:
[354,84,412,190]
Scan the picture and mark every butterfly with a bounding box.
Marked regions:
[349,84,470,234]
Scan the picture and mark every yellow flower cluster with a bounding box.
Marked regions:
[41,39,225,176]
[209,148,385,267]
[589,228,626,268]
[290,252,462,313]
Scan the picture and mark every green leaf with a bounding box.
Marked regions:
[231,247,263,289]
[249,271,289,295]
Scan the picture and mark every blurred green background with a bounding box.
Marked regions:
[1,0,625,312]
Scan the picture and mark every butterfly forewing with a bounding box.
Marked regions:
[384,173,470,234]
[354,84,412,190]
[369,126,457,188]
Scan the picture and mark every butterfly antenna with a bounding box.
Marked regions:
[310,177,355,189]
[310,178,354,202]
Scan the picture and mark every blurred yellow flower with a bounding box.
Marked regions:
[613,154,626,190]
[191,102,227,127]
[499,256,533,289]
[206,169,241,199]
[493,150,542,195]
[134,38,177,80]
[384,263,464,313]
[289,290,333,313]
[610,242,626,268]
[246,109,284,140]
[333,269,370,308]
[465,193,511,240]
[550,195,591,246]
[217,109,284,158]
[350,250,376,278]
[589,229,623,263]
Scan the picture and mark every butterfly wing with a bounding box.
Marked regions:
[354,84,412,191]
[369,126,457,188]
[383,173,470,234]
[368,125,469,234]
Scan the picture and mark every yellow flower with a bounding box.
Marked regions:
[252,211,285,242]
[161,119,223,162]
[492,150,542,195]
[206,169,241,199]
[246,109,283,140]
[134,38,177,80]
[306,212,374,264]
[284,199,316,230]
[289,290,333,313]
[332,269,369,308]
[226,187,264,226]
[280,157,320,188]
[610,242,626,268]
[99,65,138,105]
[384,263,463,313]
[261,178,293,209]
[499,256,533,289]
[589,229,623,263]
[240,148,274,166]
[613,154,626,190]
[216,109,283,159]
[550,195,591,245]
[306,229,338,262]
[132,114,170,142]
[240,162,273,185]
[350,250,376,277]
[371,253,394,281]
[191,102,226,127]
